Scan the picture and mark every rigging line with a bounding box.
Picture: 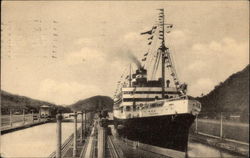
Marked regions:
[166,51,179,90]
[145,44,157,74]
[154,51,161,78]
[115,66,128,94]
[146,52,160,98]
[144,25,159,64]
[142,47,150,68]
[147,27,159,65]
[145,52,161,100]
[153,50,161,78]
[147,38,159,69]
[123,63,134,88]
[150,26,162,78]
[145,51,160,99]
[165,30,180,84]
[169,56,179,83]
[169,48,179,82]
[120,69,129,89]
[142,39,157,99]
[167,49,179,83]
[143,37,156,68]
[145,47,159,99]
[151,52,158,79]
[150,61,156,80]
[144,22,161,80]
[151,51,161,79]
[144,27,161,100]
[149,35,160,79]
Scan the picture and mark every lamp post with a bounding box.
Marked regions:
[81,111,84,142]
[23,109,25,125]
[10,109,13,127]
[85,111,87,136]
[56,113,63,158]
[31,110,34,123]
[73,112,77,157]
[220,112,223,139]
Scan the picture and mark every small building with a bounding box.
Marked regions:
[40,105,51,118]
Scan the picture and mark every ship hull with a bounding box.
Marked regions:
[114,114,195,152]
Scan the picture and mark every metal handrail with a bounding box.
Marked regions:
[48,128,81,158]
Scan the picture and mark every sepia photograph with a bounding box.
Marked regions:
[1,1,249,158]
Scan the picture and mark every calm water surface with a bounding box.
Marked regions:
[1,122,80,158]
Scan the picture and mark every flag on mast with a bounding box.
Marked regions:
[148,36,153,40]
[141,26,157,35]
[157,8,164,11]
[141,30,153,35]
[167,24,173,28]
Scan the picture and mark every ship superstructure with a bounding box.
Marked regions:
[113,9,201,156]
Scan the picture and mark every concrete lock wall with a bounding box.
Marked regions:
[191,118,249,143]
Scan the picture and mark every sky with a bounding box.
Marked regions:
[1,1,249,105]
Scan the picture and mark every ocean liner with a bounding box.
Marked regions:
[113,9,201,155]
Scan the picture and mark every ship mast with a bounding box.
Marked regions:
[129,63,132,87]
[158,9,184,96]
[159,9,167,98]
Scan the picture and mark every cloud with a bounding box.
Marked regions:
[209,41,222,52]
[65,47,106,66]
[123,32,141,42]
[168,30,190,49]
[183,37,248,96]
[189,78,215,96]
[192,38,248,58]
[37,78,103,105]
[192,43,205,52]
[74,38,96,47]
[190,37,248,73]
[121,31,146,55]
[168,30,188,42]
[187,60,207,72]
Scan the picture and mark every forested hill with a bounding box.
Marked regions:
[1,90,71,114]
[69,95,113,112]
[196,65,249,122]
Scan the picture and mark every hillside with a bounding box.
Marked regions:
[69,95,113,112]
[196,65,249,122]
[1,90,71,114]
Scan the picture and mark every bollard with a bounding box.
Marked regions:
[38,110,41,122]
[56,113,63,158]
[220,112,223,139]
[10,110,13,127]
[81,112,84,142]
[73,112,77,157]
